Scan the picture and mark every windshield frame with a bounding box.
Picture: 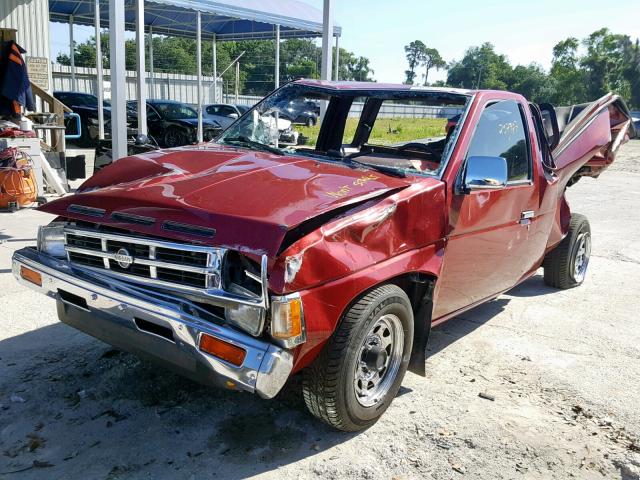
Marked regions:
[216,82,472,179]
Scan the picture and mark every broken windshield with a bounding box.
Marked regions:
[216,83,470,178]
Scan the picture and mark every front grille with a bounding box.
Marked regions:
[67,234,102,251]
[63,226,224,291]
[108,259,152,277]
[69,251,104,268]
[106,239,150,257]
[156,247,208,267]
[156,267,207,288]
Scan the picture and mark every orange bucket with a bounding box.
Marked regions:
[0,153,37,209]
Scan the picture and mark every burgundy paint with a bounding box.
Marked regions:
[38,84,632,373]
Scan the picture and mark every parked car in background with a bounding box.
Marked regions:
[281,98,319,126]
[53,91,121,146]
[13,80,635,432]
[93,135,159,174]
[205,102,300,144]
[203,103,250,129]
[127,100,223,148]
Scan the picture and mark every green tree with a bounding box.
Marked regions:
[421,47,446,85]
[548,37,586,104]
[57,35,373,95]
[580,28,632,102]
[56,34,108,68]
[404,40,426,84]
[621,38,640,108]
[432,31,639,108]
[510,63,557,103]
[346,55,374,81]
[447,42,512,90]
[57,34,142,71]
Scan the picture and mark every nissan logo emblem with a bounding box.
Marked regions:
[114,248,134,269]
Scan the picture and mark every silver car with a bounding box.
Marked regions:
[203,103,250,129]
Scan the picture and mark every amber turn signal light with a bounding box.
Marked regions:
[199,334,246,366]
[20,266,42,286]
[271,298,302,339]
[270,296,306,347]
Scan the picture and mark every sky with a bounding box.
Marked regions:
[51,0,640,84]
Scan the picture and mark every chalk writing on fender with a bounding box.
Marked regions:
[326,174,380,198]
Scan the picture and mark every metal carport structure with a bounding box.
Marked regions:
[48,0,341,159]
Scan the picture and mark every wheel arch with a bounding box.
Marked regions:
[387,272,437,376]
[332,271,437,377]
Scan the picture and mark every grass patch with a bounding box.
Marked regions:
[296,117,447,146]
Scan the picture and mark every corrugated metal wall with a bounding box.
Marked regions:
[52,65,221,105]
[0,0,50,59]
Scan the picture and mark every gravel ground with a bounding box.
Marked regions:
[0,142,639,480]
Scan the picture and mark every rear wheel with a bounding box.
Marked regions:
[302,284,413,431]
[543,213,591,289]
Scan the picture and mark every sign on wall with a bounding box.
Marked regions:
[26,57,50,91]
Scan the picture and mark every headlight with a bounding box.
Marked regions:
[224,283,265,336]
[222,252,266,336]
[270,294,306,348]
[87,117,99,126]
[37,223,66,258]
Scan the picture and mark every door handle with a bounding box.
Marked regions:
[519,210,534,225]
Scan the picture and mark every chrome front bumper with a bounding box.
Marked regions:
[11,247,293,399]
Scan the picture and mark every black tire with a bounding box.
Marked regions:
[302,284,414,432]
[305,116,315,127]
[543,213,591,289]
[163,127,188,148]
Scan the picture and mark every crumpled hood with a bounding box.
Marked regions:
[40,144,410,257]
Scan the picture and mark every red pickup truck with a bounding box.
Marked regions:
[13,80,634,431]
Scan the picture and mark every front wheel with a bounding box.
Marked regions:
[302,284,414,431]
[163,127,188,148]
[543,213,591,289]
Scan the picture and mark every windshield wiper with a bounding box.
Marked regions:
[221,136,285,156]
[345,157,406,178]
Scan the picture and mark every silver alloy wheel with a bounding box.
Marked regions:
[573,232,591,283]
[354,313,404,407]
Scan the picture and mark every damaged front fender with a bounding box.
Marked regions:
[271,179,447,294]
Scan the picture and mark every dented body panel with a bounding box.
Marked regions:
[271,180,446,293]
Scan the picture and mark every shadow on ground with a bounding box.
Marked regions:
[0,322,356,479]
[0,275,549,478]
[428,274,552,357]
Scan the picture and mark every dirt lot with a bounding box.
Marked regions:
[1,142,639,480]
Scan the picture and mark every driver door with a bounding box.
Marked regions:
[433,99,541,319]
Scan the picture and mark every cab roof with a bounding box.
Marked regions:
[292,79,475,97]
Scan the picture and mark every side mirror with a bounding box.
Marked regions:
[463,156,508,192]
